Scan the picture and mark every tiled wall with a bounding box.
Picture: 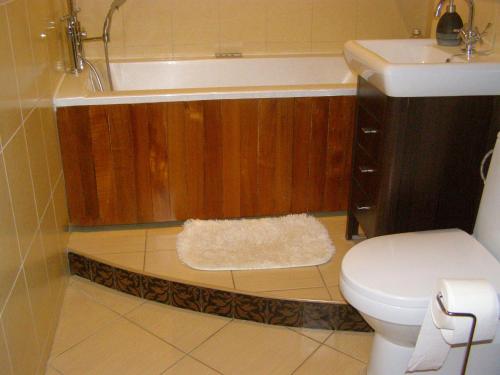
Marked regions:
[78,0,433,59]
[0,0,70,373]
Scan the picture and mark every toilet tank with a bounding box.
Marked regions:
[474,132,500,261]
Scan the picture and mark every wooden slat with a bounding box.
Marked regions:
[220,100,242,217]
[87,105,115,225]
[238,100,259,218]
[291,98,313,213]
[184,102,205,218]
[107,105,138,223]
[57,106,99,225]
[324,96,356,211]
[130,104,154,222]
[257,99,278,215]
[273,99,294,214]
[148,103,173,221]
[307,97,330,212]
[167,102,189,220]
[203,101,224,218]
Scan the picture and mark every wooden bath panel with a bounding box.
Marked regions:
[57,97,356,226]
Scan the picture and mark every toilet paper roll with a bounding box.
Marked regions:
[407,279,499,373]
[431,279,499,345]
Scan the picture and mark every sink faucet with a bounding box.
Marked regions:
[435,0,490,59]
[460,0,478,58]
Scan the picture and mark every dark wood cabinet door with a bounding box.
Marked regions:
[348,77,498,239]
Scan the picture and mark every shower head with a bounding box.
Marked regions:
[109,0,127,11]
[103,0,126,43]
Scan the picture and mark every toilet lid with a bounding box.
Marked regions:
[341,229,500,309]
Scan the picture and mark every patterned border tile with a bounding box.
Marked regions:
[68,252,372,332]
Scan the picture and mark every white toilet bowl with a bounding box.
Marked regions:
[340,229,500,375]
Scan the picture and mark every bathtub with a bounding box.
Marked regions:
[55,54,358,226]
[54,55,357,106]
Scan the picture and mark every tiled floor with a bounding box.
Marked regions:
[46,277,373,375]
[67,215,360,303]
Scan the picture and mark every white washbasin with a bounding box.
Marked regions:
[344,39,500,97]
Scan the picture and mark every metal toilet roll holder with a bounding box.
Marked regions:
[436,292,478,375]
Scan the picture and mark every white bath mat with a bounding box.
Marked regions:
[176,214,335,271]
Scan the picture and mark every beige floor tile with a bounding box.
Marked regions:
[327,284,347,303]
[162,356,220,375]
[318,249,347,286]
[291,327,333,343]
[70,276,143,315]
[93,251,145,271]
[67,230,146,254]
[45,366,62,375]
[325,331,374,363]
[0,325,13,375]
[259,287,331,301]
[127,302,230,352]
[233,266,324,292]
[51,318,184,375]
[191,320,319,375]
[145,251,234,289]
[50,284,119,356]
[317,215,348,237]
[294,345,366,375]
[147,226,183,251]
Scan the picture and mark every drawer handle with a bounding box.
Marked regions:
[356,204,373,211]
[361,127,378,134]
[358,166,377,174]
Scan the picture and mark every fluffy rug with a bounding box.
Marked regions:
[176,214,335,271]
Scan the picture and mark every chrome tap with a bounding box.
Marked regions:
[460,0,479,58]
[435,0,491,59]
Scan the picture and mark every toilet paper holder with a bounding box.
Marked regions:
[436,292,478,375]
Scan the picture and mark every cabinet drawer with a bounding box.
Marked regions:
[351,180,377,237]
[353,146,380,199]
[357,107,382,159]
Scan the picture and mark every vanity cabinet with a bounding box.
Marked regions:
[347,78,500,239]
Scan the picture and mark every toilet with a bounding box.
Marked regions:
[340,133,500,375]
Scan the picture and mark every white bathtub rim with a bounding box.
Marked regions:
[54,54,357,107]
[54,81,357,107]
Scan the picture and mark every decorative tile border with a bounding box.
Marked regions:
[68,252,372,332]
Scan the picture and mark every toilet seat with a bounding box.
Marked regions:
[340,229,500,326]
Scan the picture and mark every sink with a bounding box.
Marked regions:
[344,39,500,97]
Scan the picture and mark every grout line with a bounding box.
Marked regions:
[121,313,190,355]
[71,277,145,317]
[230,270,236,289]
[184,354,224,374]
[0,320,15,375]
[48,313,123,364]
[321,333,373,364]
[157,353,190,375]
[122,301,234,359]
[143,230,148,272]
[48,365,63,374]
[286,326,333,346]
[290,342,323,375]
[317,265,335,301]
